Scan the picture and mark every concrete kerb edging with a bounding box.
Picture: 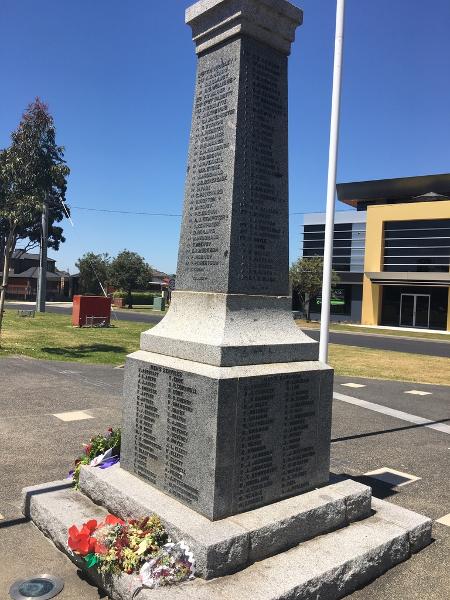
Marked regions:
[77,465,372,578]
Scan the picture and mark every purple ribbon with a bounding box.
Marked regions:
[98,456,120,469]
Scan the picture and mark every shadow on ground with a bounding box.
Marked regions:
[331,472,399,500]
[41,344,126,358]
[331,418,450,444]
[76,571,107,599]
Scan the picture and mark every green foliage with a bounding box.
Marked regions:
[0,98,69,339]
[72,427,121,488]
[112,291,156,305]
[290,256,340,320]
[76,252,111,295]
[0,98,69,248]
[109,250,153,308]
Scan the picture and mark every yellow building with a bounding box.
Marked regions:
[337,173,450,332]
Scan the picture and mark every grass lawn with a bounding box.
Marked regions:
[296,319,450,342]
[1,310,449,384]
[0,310,147,366]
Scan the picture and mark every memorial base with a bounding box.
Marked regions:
[22,465,432,600]
[121,350,333,520]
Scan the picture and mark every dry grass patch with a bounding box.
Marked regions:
[328,343,450,386]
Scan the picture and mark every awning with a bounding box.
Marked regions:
[366,272,450,286]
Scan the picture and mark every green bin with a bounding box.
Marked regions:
[153,296,165,311]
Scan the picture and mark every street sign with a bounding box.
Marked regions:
[168,278,176,291]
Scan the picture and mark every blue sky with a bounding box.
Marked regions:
[1,0,449,274]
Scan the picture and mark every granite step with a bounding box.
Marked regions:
[22,478,431,600]
[77,464,372,578]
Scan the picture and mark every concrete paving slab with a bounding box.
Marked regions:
[436,513,450,527]
[364,467,421,488]
[53,410,94,421]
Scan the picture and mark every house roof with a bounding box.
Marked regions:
[8,267,61,280]
[152,269,169,278]
[55,269,70,277]
[12,251,56,262]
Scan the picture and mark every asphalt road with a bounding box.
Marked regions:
[306,328,450,358]
[7,302,450,357]
[1,358,449,599]
[7,301,163,324]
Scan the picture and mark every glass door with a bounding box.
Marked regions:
[400,294,430,328]
[414,295,430,328]
[400,294,414,327]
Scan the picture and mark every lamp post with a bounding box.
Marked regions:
[319,0,346,363]
[36,194,48,312]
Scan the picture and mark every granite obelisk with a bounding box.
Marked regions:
[121,0,333,521]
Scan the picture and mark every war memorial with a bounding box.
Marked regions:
[23,1,432,598]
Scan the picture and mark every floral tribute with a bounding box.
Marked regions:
[69,427,121,488]
[139,541,196,589]
[68,514,195,588]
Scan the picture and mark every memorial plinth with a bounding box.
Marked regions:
[120,0,333,521]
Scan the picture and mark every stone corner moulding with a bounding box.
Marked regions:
[186,0,303,56]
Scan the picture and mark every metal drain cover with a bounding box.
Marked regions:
[9,574,64,600]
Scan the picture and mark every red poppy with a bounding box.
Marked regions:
[68,520,98,556]
[94,540,108,555]
[104,514,125,526]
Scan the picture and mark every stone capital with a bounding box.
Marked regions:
[186,0,303,55]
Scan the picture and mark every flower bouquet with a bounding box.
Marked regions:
[68,514,168,574]
[69,427,121,488]
[68,514,195,589]
[139,541,196,588]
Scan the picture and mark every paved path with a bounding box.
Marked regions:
[1,358,449,599]
[332,374,450,599]
[6,302,450,357]
[0,357,123,600]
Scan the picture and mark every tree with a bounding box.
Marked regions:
[0,98,69,339]
[75,252,111,296]
[290,256,340,321]
[109,250,152,308]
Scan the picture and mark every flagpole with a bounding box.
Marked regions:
[319,0,346,363]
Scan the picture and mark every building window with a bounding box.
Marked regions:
[303,223,365,273]
[383,219,450,272]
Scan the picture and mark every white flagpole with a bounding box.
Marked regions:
[319,0,346,363]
